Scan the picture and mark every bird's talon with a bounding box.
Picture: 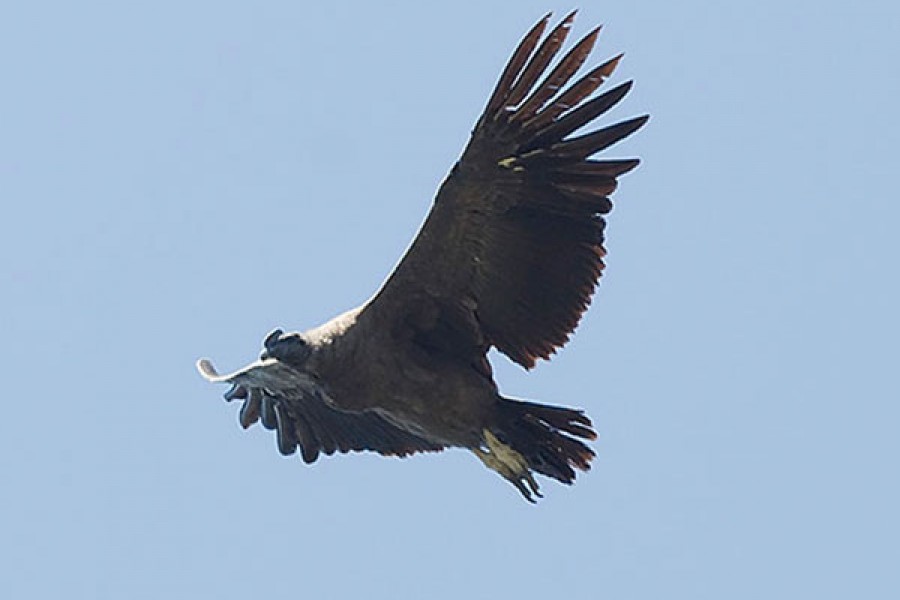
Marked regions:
[474,429,542,502]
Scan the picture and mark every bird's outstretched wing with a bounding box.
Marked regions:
[197,359,444,462]
[359,12,647,369]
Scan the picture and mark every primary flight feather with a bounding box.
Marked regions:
[198,12,647,502]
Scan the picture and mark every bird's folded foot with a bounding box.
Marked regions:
[473,429,542,503]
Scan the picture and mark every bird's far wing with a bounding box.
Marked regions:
[359,12,647,369]
[197,358,444,462]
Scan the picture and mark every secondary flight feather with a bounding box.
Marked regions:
[198,12,647,501]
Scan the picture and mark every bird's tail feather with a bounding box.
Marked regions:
[492,397,596,486]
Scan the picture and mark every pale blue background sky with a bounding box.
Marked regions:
[2,1,898,598]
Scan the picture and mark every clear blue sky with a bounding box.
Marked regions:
[2,1,898,598]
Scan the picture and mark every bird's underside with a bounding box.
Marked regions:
[198,12,645,502]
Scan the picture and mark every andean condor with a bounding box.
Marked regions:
[198,12,647,501]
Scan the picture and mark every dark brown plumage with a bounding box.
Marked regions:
[198,12,646,501]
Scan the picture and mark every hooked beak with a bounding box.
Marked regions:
[259,328,284,360]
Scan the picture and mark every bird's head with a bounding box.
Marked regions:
[259,328,312,368]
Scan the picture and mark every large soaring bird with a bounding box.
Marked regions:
[197,12,646,501]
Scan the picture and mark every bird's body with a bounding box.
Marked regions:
[198,12,646,501]
[306,307,494,448]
